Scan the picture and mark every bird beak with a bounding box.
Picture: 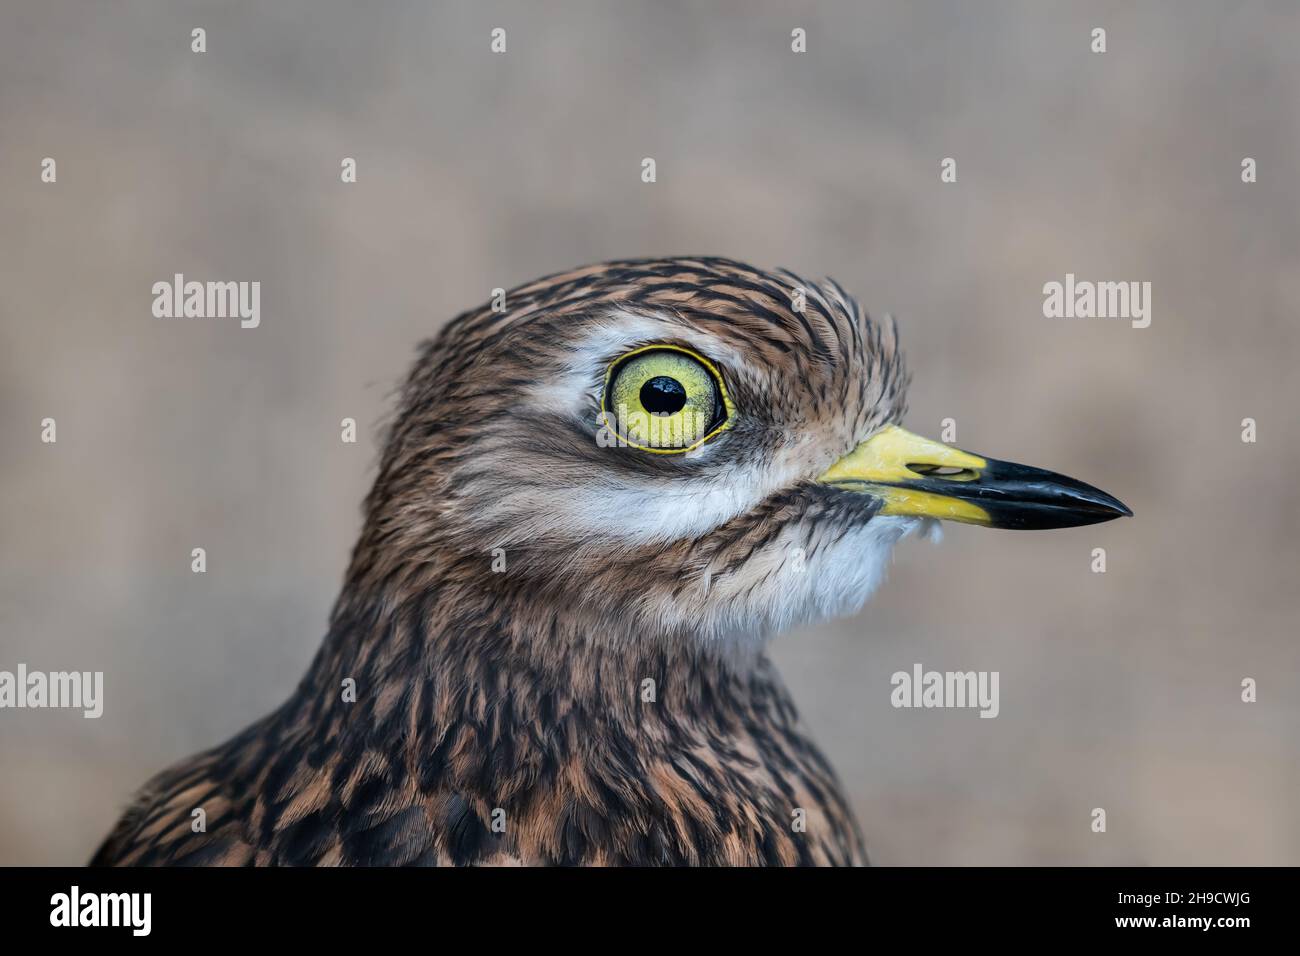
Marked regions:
[817,425,1132,530]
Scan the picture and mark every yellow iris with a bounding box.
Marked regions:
[601,345,732,453]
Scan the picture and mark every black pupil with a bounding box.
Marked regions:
[640,376,688,415]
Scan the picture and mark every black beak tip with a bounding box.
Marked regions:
[975,463,1134,530]
[1052,489,1132,528]
[1084,486,1133,521]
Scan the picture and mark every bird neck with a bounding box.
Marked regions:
[268,575,866,865]
[295,573,773,751]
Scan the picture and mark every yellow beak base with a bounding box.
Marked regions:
[816,426,1131,531]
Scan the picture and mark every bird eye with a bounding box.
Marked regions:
[601,345,732,453]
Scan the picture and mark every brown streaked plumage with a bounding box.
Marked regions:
[93,256,1129,867]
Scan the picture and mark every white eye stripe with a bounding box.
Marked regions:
[498,311,822,545]
[558,311,760,393]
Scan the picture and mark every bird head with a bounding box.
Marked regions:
[355,257,1129,649]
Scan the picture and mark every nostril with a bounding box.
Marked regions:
[910,464,979,481]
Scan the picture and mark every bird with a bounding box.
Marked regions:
[91,256,1130,866]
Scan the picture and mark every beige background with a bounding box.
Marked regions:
[2,1,1297,866]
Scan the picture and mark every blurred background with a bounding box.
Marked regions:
[2,0,1298,865]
